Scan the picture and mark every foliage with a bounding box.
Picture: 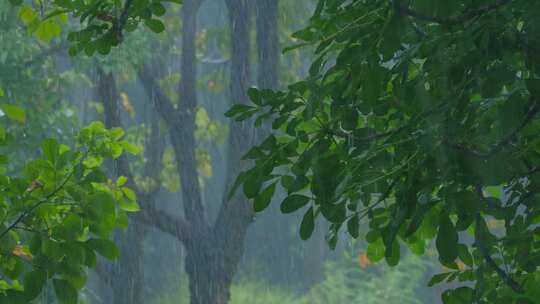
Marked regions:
[8,0,182,55]
[0,112,138,303]
[227,0,540,303]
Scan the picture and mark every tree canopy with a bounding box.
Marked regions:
[227,0,540,303]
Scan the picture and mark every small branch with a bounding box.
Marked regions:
[394,0,513,25]
[95,12,115,22]
[358,177,398,220]
[108,0,134,42]
[330,103,444,144]
[0,161,78,240]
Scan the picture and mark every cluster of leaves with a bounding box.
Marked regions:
[0,107,139,303]
[227,0,540,303]
[9,0,181,55]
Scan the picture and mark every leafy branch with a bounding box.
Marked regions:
[0,154,82,239]
[393,0,513,25]
[474,186,524,294]
[452,99,540,158]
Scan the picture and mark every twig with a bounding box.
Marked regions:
[357,177,399,221]
[0,167,76,240]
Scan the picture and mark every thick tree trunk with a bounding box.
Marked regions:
[184,238,234,304]
[187,1,254,303]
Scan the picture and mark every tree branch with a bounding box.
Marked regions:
[108,0,134,43]
[98,67,193,244]
[137,61,207,228]
[134,203,193,244]
[0,165,77,239]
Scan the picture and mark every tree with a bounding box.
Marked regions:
[134,0,269,302]
[227,0,540,303]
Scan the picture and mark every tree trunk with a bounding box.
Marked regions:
[256,0,279,91]
[96,69,145,304]
[187,1,254,303]
[184,238,234,304]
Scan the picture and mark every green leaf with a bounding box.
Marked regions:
[242,170,264,199]
[428,272,452,287]
[144,19,165,33]
[86,239,119,260]
[18,5,37,25]
[150,3,166,16]
[247,88,262,105]
[116,176,128,187]
[254,183,276,212]
[121,187,136,201]
[457,244,473,267]
[385,239,400,267]
[224,104,255,118]
[280,194,310,214]
[299,207,315,240]
[23,270,46,300]
[1,104,26,123]
[442,287,474,304]
[436,212,458,265]
[53,279,78,304]
[347,214,359,238]
[367,238,385,262]
[41,138,59,164]
[119,140,141,155]
[35,20,62,42]
[119,198,140,212]
[119,187,139,212]
[82,155,103,168]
